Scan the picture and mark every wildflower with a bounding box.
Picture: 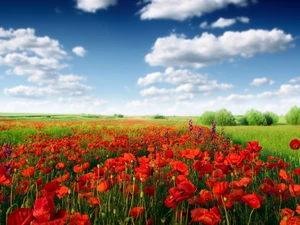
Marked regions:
[290,139,300,150]
[241,193,264,209]
[130,207,145,219]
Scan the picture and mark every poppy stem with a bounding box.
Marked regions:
[247,209,255,225]
[221,195,230,225]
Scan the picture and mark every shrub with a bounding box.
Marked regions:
[245,109,267,126]
[200,111,215,125]
[286,106,300,125]
[215,109,236,126]
[153,114,165,119]
[114,114,124,118]
[238,116,248,125]
[263,111,279,125]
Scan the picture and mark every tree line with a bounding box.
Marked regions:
[200,106,300,126]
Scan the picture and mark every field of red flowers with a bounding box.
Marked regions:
[0,119,300,225]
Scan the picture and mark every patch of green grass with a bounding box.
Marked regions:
[217,125,300,166]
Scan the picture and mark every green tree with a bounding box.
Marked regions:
[215,109,236,126]
[245,109,267,126]
[238,116,248,125]
[263,111,279,125]
[200,111,215,125]
[286,106,300,125]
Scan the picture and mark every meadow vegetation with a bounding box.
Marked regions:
[0,112,299,224]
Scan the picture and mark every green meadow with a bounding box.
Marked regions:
[0,113,299,164]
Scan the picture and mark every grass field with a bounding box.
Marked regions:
[1,113,300,224]
[0,113,299,162]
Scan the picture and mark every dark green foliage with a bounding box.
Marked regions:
[114,114,124,118]
[238,116,249,125]
[200,111,215,125]
[215,109,236,126]
[286,106,300,125]
[263,111,279,125]
[153,114,165,119]
[245,109,267,126]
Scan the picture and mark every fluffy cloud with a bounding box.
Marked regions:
[211,18,237,28]
[145,29,293,68]
[4,85,57,98]
[0,27,92,99]
[237,16,250,23]
[139,0,248,21]
[76,0,117,13]
[0,28,66,59]
[138,68,234,100]
[250,77,275,86]
[201,16,250,29]
[290,77,300,83]
[137,67,207,86]
[72,46,87,57]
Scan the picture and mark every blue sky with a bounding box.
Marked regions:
[0,0,300,115]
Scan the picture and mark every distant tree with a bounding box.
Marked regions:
[215,109,236,126]
[245,109,267,126]
[200,111,215,125]
[263,111,279,125]
[114,114,124,118]
[153,114,165,119]
[238,116,249,125]
[286,106,300,125]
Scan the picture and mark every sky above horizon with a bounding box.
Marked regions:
[0,0,300,116]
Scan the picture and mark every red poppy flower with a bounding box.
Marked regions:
[56,186,69,199]
[289,184,300,197]
[33,196,55,222]
[143,186,155,197]
[97,180,110,192]
[280,208,295,219]
[290,139,300,150]
[130,207,144,219]
[22,166,35,178]
[241,193,264,209]
[55,163,66,170]
[247,141,262,153]
[68,213,91,225]
[226,153,244,167]
[7,208,33,225]
[212,181,229,195]
[0,166,11,185]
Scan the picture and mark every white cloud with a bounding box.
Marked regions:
[145,29,293,68]
[76,0,117,13]
[0,27,93,99]
[290,77,300,83]
[211,18,236,28]
[0,28,66,59]
[250,77,275,86]
[137,68,234,100]
[58,96,107,106]
[138,67,207,86]
[140,86,173,96]
[200,21,208,29]
[139,0,248,21]
[237,16,250,23]
[257,91,274,99]
[201,16,250,29]
[72,46,87,57]
[4,85,57,98]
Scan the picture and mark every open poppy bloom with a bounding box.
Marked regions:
[241,193,264,209]
[7,196,68,225]
[130,207,145,219]
[290,139,300,150]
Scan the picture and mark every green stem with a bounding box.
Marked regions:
[247,209,255,225]
[221,195,230,225]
